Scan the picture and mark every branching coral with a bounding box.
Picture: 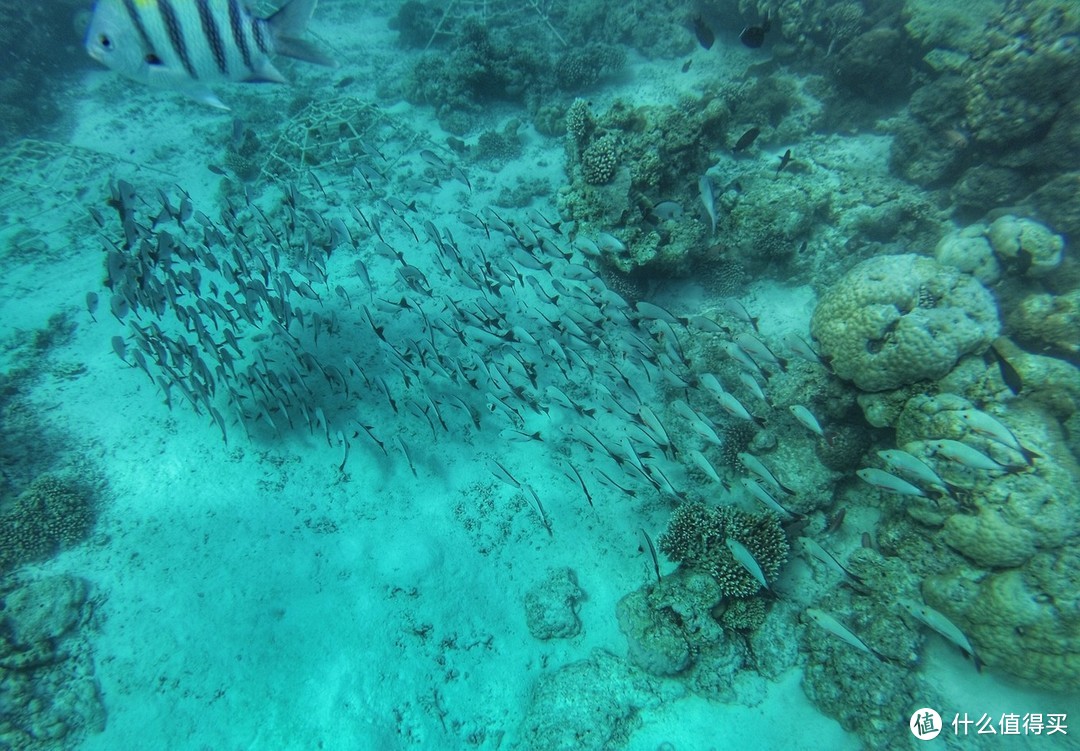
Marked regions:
[658,502,788,598]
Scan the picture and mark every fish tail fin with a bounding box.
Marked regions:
[267,0,338,67]
[1020,445,1042,465]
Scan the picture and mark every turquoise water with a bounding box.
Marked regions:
[1,1,1079,749]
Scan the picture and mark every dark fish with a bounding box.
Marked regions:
[335,76,356,88]
[682,59,692,73]
[824,508,846,535]
[732,126,761,153]
[692,16,715,49]
[985,340,1023,395]
[739,14,770,48]
[776,148,792,174]
[86,292,99,322]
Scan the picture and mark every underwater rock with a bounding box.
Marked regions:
[950,164,1030,217]
[1007,289,1080,356]
[811,254,1000,392]
[524,567,584,640]
[615,572,717,676]
[963,0,1080,146]
[924,549,1080,693]
[517,649,671,751]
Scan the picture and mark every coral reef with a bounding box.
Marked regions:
[405,20,548,134]
[810,254,1000,392]
[658,502,788,598]
[0,574,105,749]
[962,1,1080,148]
[524,568,584,640]
[924,549,1080,693]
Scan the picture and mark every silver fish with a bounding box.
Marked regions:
[725,537,768,591]
[698,175,716,235]
[956,409,1040,465]
[856,467,926,497]
[926,439,1023,473]
[805,608,884,661]
[86,0,336,109]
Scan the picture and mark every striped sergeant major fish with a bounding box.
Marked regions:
[85,0,337,109]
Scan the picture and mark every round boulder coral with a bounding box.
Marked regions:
[986,215,1064,277]
[924,549,1080,692]
[810,254,1000,392]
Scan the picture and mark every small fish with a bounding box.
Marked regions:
[856,467,927,497]
[984,340,1022,395]
[735,332,787,372]
[86,292,99,322]
[776,149,792,174]
[692,16,715,49]
[956,409,1040,465]
[698,175,716,235]
[689,450,723,486]
[725,537,769,592]
[740,478,800,519]
[641,529,662,584]
[805,608,886,662]
[877,449,949,494]
[732,126,761,153]
[738,371,769,408]
[717,297,758,331]
[737,452,795,496]
[898,599,981,671]
[85,0,338,109]
[681,59,692,73]
[926,439,1024,473]
[652,200,684,222]
[797,537,863,586]
[789,405,826,440]
[739,14,770,49]
[716,389,764,426]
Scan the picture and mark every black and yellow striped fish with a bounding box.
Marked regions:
[85,0,336,109]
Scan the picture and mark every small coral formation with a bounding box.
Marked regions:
[658,502,788,598]
[475,121,523,165]
[524,567,584,640]
[0,474,97,574]
[810,254,1000,392]
[554,45,625,92]
[517,650,670,751]
[580,134,619,186]
[985,215,1065,278]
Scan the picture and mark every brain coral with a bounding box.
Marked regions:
[810,254,1000,392]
